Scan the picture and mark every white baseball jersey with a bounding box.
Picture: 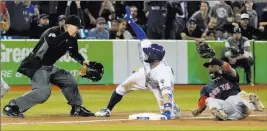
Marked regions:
[1,75,10,97]
[115,40,180,118]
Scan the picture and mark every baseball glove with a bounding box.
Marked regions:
[196,42,216,58]
[1,21,9,31]
[192,109,202,117]
[79,61,104,82]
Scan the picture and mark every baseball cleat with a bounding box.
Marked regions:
[95,108,111,117]
[249,93,264,112]
[210,107,228,121]
[2,100,24,118]
[70,106,95,117]
[173,105,181,118]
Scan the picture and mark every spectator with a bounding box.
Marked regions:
[6,1,39,37]
[57,15,65,26]
[202,17,221,40]
[207,1,220,8]
[222,12,241,38]
[82,1,102,29]
[180,19,203,41]
[225,13,264,40]
[126,6,145,39]
[259,3,267,27]
[99,1,115,21]
[239,13,263,39]
[0,2,10,33]
[205,30,216,40]
[233,12,242,24]
[254,1,267,21]
[259,6,267,40]
[245,0,258,28]
[115,1,146,21]
[109,19,119,39]
[65,1,84,27]
[31,1,58,26]
[187,1,201,20]
[82,1,115,29]
[209,1,234,29]
[114,19,132,39]
[190,1,210,32]
[222,27,254,85]
[165,1,184,39]
[144,1,168,39]
[88,17,109,39]
[231,1,246,14]
[29,14,50,39]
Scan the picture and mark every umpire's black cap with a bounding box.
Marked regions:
[65,15,83,29]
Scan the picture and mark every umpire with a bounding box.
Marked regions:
[2,15,95,118]
[222,27,254,86]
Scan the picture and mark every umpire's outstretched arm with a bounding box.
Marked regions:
[68,37,85,65]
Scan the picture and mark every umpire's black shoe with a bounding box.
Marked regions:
[2,100,24,118]
[70,105,95,117]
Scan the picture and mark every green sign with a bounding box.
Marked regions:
[254,41,267,84]
[187,41,255,84]
[1,40,113,85]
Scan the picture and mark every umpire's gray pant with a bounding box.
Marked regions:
[14,65,82,112]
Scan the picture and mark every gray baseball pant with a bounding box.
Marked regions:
[14,65,83,112]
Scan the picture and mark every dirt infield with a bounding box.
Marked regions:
[2,85,267,128]
[2,111,267,126]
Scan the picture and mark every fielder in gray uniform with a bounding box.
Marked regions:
[2,15,96,118]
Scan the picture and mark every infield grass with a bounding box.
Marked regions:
[1,87,267,130]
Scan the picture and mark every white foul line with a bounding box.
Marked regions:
[1,114,266,126]
[1,119,130,126]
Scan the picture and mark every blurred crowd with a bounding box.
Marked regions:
[1,1,267,40]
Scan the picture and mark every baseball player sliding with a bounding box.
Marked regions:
[95,7,181,120]
[1,76,10,98]
[1,1,11,98]
[2,15,103,118]
[192,44,264,120]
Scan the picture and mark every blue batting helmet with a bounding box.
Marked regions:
[143,44,165,63]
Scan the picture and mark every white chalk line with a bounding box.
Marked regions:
[1,114,266,126]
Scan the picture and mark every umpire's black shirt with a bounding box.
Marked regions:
[18,26,84,78]
[40,26,84,65]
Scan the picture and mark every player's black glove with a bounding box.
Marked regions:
[196,42,216,58]
[79,61,104,82]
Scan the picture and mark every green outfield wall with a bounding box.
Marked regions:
[1,40,266,85]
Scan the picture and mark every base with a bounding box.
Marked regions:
[128,113,167,120]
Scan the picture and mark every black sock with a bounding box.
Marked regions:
[107,90,123,111]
